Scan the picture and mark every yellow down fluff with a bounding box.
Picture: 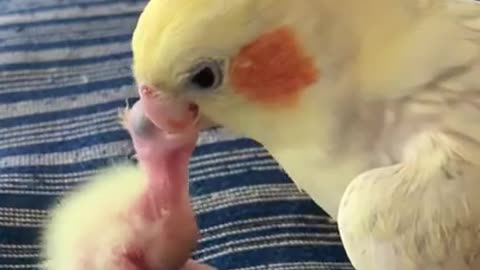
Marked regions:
[41,164,147,270]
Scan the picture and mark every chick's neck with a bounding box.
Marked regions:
[138,145,195,218]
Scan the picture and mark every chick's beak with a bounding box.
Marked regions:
[138,85,200,133]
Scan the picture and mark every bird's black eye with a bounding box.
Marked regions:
[188,61,223,90]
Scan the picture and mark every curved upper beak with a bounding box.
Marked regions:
[138,84,198,133]
[138,85,217,133]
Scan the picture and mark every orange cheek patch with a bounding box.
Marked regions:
[230,26,319,106]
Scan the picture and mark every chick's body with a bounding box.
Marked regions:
[131,0,480,269]
[41,102,209,270]
[42,165,197,270]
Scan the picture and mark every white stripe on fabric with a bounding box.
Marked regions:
[0,190,65,196]
[190,159,278,178]
[0,175,91,185]
[0,41,131,66]
[1,110,116,139]
[0,59,132,92]
[195,235,343,262]
[192,184,310,214]
[0,254,38,259]
[189,147,268,167]
[0,122,121,150]
[201,223,337,243]
[232,262,353,270]
[0,244,40,249]
[0,23,134,48]
[0,85,136,118]
[0,208,47,228]
[200,215,332,234]
[189,165,281,183]
[196,128,242,146]
[0,141,131,167]
[0,171,94,182]
[0,116,120,148]
[0,0,126,15]
[0,2,144,26]
[0,264,41,269]
[0,123,123,153]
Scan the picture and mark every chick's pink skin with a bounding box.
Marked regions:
[116,101,214,270]
[127,99,198,209]
[41,99,214,270]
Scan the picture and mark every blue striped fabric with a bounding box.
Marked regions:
[0,1,352,269]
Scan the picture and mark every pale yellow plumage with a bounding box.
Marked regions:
[131,0,480,269]
[339,133,480,270]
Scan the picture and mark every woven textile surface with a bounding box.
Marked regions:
[0,0,353,269]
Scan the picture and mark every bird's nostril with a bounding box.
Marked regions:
[140,85,155,98]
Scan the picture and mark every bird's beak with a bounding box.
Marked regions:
[138,85,217,133]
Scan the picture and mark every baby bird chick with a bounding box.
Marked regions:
[40,101,214,270]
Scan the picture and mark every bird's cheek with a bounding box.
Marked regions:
[138,85,200,133]
[230,26,319,107]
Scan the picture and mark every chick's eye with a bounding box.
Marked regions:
[188,61,223,90]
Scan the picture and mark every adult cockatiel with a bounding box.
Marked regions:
[131,0,480,269]
[40,100,215,270]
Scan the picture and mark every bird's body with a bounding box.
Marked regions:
[41,101,214,270]
[338,133,480,270]
[130,0,480,269]
[41,164,197,270]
